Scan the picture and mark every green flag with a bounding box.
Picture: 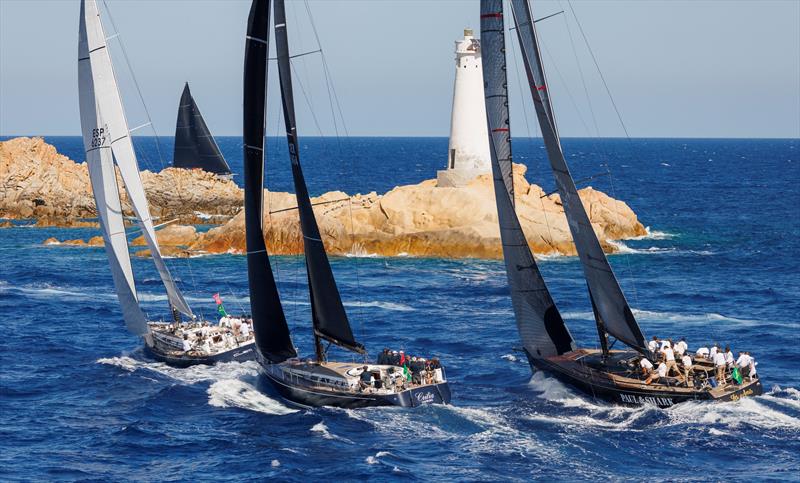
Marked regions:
[217,304,227,317]
[403,365,411,381]
[731,367,743,384]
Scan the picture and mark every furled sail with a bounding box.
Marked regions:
[510,0,648,354]
[81,0,193,319]
[242,0,296,363]
[273,0,364,354]
[481,0,574,358]
[78,1,148,336]
[173,83,232,175]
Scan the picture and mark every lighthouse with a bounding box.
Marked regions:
[437,29,491,188]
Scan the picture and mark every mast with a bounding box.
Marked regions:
[78,0,148,335]
[81,0,193,320]
[480,0,574,359]
[173,83,232,175]
[273,0,365,359]
[242,0,296,363]
[510,0,648,355]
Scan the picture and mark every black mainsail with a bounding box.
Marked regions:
[173,83,231,175]
[273,0,364,357]
[243,0,296,363]
[510,0,648,355]
[481,0,573,358]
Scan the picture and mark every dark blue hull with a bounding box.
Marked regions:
[144,341,256,368]
[261,366,451,409]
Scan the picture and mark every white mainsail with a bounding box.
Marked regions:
[80,0,193,318]
[78,0,148,335]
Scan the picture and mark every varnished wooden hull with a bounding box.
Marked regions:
[527,348,763,408]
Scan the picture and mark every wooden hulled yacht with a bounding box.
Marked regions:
[240,0,451,408]
[479,0,761,407]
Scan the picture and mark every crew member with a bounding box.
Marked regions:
[240,320,251,339]
[676,337,688,355]
[724,346,735,368]
[645,362,668,385]
[359,366,374,390]
[661,344,679,377]
[182,334,192,352]
[648,336,660,353]
[639,357,654,377]
[736,351,752,377]
[696,346,710,359]
[714,348,727,386]
[681,353,693,387]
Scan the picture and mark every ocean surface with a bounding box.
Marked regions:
[1,136,799,481]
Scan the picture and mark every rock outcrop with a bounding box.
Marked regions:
[0,137,242,225]
[19,136,648,259]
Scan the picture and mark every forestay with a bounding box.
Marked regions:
[81,0,193,318]
[509,0,648,354]
[273,0,364,355]
[242,0,297,363]
[481,0,574,358]
[78,1,147,335]
[173,83,232,175]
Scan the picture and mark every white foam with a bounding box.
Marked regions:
[365,451,391,465]
[346,301,415,312]
[607,239,714,257]
[345,243,378,258]
[625,226,675,241]
[501,354,519,362]
[208,379,297,415]
[310,422,352,443]
[271,460,281,468]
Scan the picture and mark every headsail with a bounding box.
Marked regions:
[481,0,574,358]
[81,0,193,319]
[273,0,364,355]
[173,83,232,175]
[78,1,148,335]
[510,0,648,354]
[242,0,296,363]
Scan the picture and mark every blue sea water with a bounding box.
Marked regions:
[1,136,799,481]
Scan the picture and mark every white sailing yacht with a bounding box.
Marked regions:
[77,0,255,367]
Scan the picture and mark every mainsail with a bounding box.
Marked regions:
[242,0,296,363]
[173,83,232,175]
[273,0,364,355]
[481,0,573,358]
[78,1,147,335]
[80,0,193,322]
[510,0,648,354]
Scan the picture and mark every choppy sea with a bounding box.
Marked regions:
[1,136,798,481]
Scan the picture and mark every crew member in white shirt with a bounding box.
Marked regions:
[648,336,660,353]
[646,362,668,385]
[724,346,735,368]
[662,345,679,377]
[748,352,758,380]
[182,334,192,352]
[696,346,710,359]
[660,339,672,350]
[709,344,719,361]
[713,350,727,386]
[639,357,654,377]
[681,354,693,387]
[240,320,251,339]
[676,337,688,355]
[736,352,751,375]
[219,316,229,328]
[674,338,686,357]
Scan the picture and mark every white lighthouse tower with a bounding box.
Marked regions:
[437,28,491,188]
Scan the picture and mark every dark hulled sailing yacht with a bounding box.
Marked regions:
[242,0,450,408]
[78,0,255,367]
[173,83,233,178]
[480,0,762,407]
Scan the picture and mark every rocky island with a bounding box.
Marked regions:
[1,137,647,259]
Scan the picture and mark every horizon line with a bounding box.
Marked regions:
[1,134,798,141]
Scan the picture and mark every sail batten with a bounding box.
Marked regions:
[81,0,193,319]
[273,0,364,355]
[481,0,574,359]
[510,0,648,354]
[243,0,296,363]
[173,83,232,175]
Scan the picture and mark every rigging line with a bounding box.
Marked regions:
[563,0,642,308]
[303,0,364,339]
[565,0,631,140]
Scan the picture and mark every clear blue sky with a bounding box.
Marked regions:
[1,0,798,138]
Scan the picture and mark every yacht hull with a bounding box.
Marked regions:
[259,361,451,408]
[527,349,763,408]
[144,339,256,368]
